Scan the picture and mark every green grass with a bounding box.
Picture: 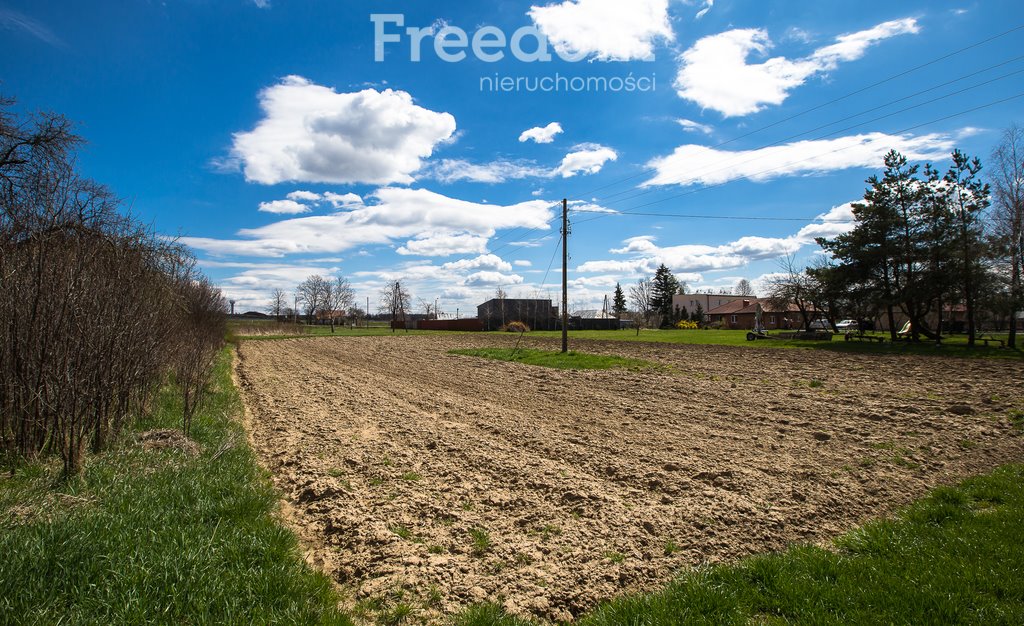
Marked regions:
[454,464,1024,626]
[449,347,657,370]
[603,551,626,564]
[0,349,350,625]
[470,528,492,557]
[518,329,1023,359]
[7,339,1022,626]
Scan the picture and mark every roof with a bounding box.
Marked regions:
[572,309,616,319]
[706,299,759,315]
[706,298,810,315]
[478,298,554,307]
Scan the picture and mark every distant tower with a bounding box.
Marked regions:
[602,294,610,317]
[229,299,236,315]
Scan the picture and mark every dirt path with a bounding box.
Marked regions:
[235,335,1024,623]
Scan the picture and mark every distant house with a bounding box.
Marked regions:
[672,293,750,317]
[570,309,621,330]
[477,298,558,331]
[706,298,809,330]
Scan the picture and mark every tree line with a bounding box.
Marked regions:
[780,129,1022,347]
[598,128,1022,347]
[0,97,226,476]
[268,277,416,332]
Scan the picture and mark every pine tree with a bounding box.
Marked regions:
[612,283,627,320]
[651,264,679,327]
[943,150,990,346]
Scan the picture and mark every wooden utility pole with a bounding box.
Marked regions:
[561,198,569,354]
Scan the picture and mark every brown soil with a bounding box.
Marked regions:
[235,335,1024,623]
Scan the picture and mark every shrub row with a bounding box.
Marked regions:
[0,97,225,475]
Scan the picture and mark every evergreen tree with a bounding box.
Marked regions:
[651,264,679,327]
[943,150,990,346]
[819,150,936,340]
[612,283,627,320]
[691,302,704,325]
[817,149,992,342]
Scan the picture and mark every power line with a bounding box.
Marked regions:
[572,91,1024,228]
[580,211,856,223]
[539,232,562,287]
[485,40,1024,263]
[485,28,1024,288]
[489,53,1024,256]
[485,201,562,256]
[589,59,1024,207]
[569,24,1024,201]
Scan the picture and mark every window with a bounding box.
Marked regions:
[769,316,776,324]
[731,315,737,323]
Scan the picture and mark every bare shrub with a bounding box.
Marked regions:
[0,96,225,475]
[230,321,309,337]
[501,321,531,333]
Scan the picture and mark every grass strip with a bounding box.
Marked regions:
[0,349,351,625]
[455,464,1024,625]
[519,329,1023,359]
[450,348,657,370]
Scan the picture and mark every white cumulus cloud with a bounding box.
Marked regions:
[429,143,619,183]
[676,118,714,135]
[230,76,456,185]
[555,144,618,178]
[519,122,564,144]
[528,0,674,61]
[182,187,555,259]
[323,192,364,209]
[286,190,321,202]
[643,131,960,187]
[464,271,524,287]
[442,254,515,272]
[428,159,549,184]
[675,18,919,117]
[396,232,491,257]
[258,199,312,215]
[577,204,857,276]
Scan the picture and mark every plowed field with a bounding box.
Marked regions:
[235,335,1024,623]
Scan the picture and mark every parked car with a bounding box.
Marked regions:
[836,319,859,331]
[809,319,830,330]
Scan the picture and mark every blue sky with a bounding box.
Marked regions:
[2,0,1022,315]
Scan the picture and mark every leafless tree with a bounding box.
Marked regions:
[629,278,654,336]
[991,124,1024,348]
[322,276,355,333]
[296,275,329,325]
[766,254,815,331]
[379,280,411,332]
[494,286,508,327]
[735,278,754,296]
[268,288,288,322]
[418,298,436,319]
